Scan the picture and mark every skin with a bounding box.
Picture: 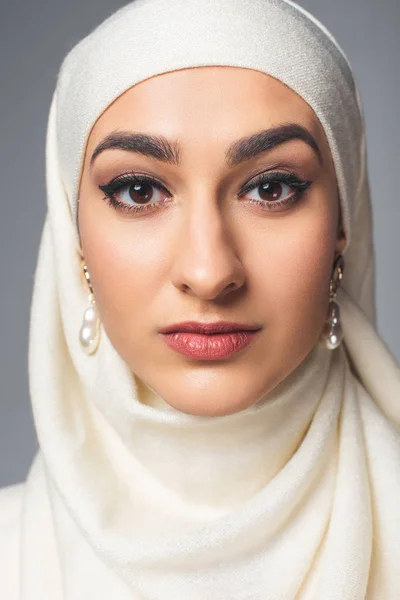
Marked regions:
[78,66,346,417]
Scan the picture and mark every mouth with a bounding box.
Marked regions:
[159,321,261,360]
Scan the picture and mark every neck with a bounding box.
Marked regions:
[118,345,334,510]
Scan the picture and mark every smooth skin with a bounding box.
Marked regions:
[78,66,346,417]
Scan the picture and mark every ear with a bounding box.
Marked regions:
[335,225,346,256]
[335,198,346,256]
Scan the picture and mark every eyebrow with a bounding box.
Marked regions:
[90,123,322,168]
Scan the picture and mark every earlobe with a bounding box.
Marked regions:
[335,228,346,255]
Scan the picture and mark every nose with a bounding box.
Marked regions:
[170,195,245,300]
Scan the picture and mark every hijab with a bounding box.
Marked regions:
[19,0,400,598]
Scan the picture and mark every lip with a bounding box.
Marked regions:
[159,321,261,360]
[159,321,261,334]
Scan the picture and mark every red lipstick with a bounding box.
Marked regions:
[159,321,261,360]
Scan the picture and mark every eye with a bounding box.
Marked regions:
[99,173,171,214]
[246,180,292,202]
[117,179,167,205]
[240,171,312,211]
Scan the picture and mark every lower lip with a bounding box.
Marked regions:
[160,330,259,360]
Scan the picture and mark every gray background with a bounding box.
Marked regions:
[0,0,399,487]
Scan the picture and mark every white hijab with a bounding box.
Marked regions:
[20,0,400,598]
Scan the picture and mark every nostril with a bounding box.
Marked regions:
[224,282,236,294]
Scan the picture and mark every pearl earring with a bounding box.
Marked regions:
[323,254,345,350]
[79,263,101,355]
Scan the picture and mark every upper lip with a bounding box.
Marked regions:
[159,321,261,334]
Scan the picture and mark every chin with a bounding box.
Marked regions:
[170,397,252,417]
[150,374,277,417]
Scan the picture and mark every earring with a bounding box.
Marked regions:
[79,263,101,355]
[323,254,345,350]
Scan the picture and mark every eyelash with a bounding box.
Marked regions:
[98,170,312,215]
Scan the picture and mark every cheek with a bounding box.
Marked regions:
[78,204,169,341]
[248,208,336,343]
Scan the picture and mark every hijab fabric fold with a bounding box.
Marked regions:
[18,0,400,598]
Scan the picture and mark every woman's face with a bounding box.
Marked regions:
[78,66,345,417]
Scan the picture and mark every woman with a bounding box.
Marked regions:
[0,0,399,598]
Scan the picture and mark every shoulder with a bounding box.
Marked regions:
[0,482,25,600]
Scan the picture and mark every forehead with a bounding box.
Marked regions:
[87,66,329,157]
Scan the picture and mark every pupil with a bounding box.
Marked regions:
[259,181,282,201]
[129,182,153,204]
